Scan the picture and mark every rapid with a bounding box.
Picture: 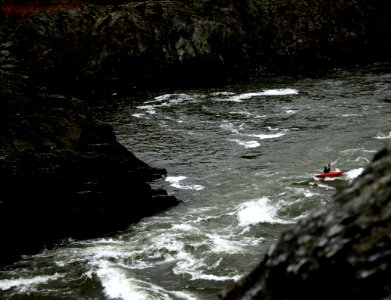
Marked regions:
[1,65,391,299]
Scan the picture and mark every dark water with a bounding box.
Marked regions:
[1,65,391,299]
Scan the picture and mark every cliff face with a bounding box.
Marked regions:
[0,71,179,267]
[263,0,391,73]
[221,144,391,300]
[1,0,390,95]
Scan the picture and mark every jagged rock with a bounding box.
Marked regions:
[1,0,390,95]
[221,143,391,300]
[0,72,179,266]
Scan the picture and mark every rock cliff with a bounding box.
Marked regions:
[0,71,179,266]
[1,0,390,95]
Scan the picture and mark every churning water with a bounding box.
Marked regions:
[1,65,391,299]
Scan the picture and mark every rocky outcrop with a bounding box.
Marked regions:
[221,143,391,300]
[0,1,260,95]
[0,71,179,266]
[1,1,389,95]
[263,0,391,73]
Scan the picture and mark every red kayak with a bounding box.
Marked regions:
[315,171,344,178]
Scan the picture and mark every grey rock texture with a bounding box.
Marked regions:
[221,143,391,300]
[1,0,390,95]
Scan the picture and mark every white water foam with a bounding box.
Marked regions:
[248,131,287,140]
[165,176,204,191]
[147,93,194,103]
[237,197,289,227]
[227,88,298,102]
[173,251,241,282]
[341,114,363,117]
[374,131,391,139]
[345,168,365,182]
[0,273,64,292]
[219,121,243,134]
[136,94,202,116]
[284,108,297,115]
[136,105,156,115]
[230,139,260,148]
[206,233,244,253]
[97,262,148,300]
[96,260,195,300]
[286,187,319,198]
[228,110,267,119]
[185,271,241,282]
[132,113,145,118]
[172,223,198,233]
[170,291,199,300]
[315,182,337,190]
[211,91,235,96]
[153,93,203,106]
[341,148,377,154]
[353,156,370,164]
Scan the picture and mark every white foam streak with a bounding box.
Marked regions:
[136,105,156,115]
[237,197,289,226]
[341,148,377,154]
[228,88,298,102]
[286,187,319,198]
[220,122,242,134]
[171,291,199,300]
[172,223,199,233]
[345,168,365,181]
[249,132,286,140]
[211,91,235,96]
[341,114,363,117]
[165,176,204,191]
[231,139,260,148]
[132,113,145,118]
[374,131,391,139]
[187,271,241,282]
[316,182,336,190]
[97,262,148,300]
[0,273,64,292]
[260,88,299,96]
[206,233,243,253]
[149,93,193,103]
[96,260,194,300]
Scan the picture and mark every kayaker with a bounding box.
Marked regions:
[323,163,331,173]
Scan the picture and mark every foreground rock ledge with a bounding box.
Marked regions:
[221,143,391,300]
[0,72,179,267]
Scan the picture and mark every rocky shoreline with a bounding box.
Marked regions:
[0,0,390,290]
[0,71,180,266]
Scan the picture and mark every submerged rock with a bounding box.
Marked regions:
[221,143,391,299]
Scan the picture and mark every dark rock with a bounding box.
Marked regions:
[0,72,179,267]
[1,0,390,96]
[220,143,391,300]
